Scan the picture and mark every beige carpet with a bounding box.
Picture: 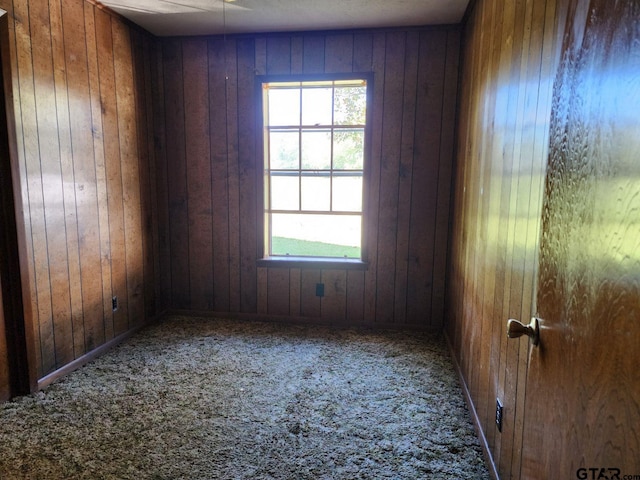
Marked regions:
[0,316,489,479]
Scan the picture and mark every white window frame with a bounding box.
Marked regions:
[257,74,372,268]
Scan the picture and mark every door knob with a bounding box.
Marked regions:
[507,317,540,346]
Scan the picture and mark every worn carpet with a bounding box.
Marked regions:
[0,316,489,479]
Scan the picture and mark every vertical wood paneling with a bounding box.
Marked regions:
[1,0,159,381]
[3,2,38,389]
[521,0,640,476]
[158,26,459,329]
[446,0,569,478]
[266,36,290,75]
[431,30,460,326]
[267,268,289,316]
[85,3,114,340]
[32,0,74,370]
[237,38,257,313]
[0,286,8,401]
[257,267,267,314]
[290,36,303,74]
[406,30,447,326]
[162,39,189,310]
[321,269,347,322]
[207,37,230,312]
[300,269,321,318]
[302,36,324,74]
[183,38,213,311]
[97,11,129,336]
[289,268,301,316]
[375,31,405,325]
[474,0,504,455]
[324,34,353,73]
[49,0,85,358]
[352,33,373,72]
[151,32,170,314]
[225,38,241,312]
[392,31,418,325]
[132,32,158,319]
[0,12,16,400]
[362,32,386,325]
[345,270,364,323]
[113,18,145,330]
[65,0,104,353]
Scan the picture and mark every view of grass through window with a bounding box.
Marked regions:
[272,236,361,258]
[263,77,368,259]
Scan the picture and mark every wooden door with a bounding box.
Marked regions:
[0,9,35,401]
[0,274,8,401]
[0,9,11,402]
[519,0,640,478]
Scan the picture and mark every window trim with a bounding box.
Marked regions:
[256,73,374,269]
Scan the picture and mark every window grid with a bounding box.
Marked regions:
[263,79,367,258]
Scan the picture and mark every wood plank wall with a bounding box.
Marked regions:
[0,290,7,401]
[446,0,569,477]
[0,0,159,381]
[155,27,460,329]
[1,8,33,400]
[0,10,12,402]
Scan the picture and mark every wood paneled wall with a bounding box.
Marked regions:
[520,0,640,475]
[1,8,33,400]
[155,27,460,329]
[446,0,569,477]
[0,292,7,401]
[0,0,159,381]
[0,9,12,402]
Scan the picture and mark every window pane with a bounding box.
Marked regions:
[269,131,299,169]
[302,87,333,125]
[263,78,368,260]
[333,129,364,169]
[334,86,366,125]
[301,175,330,211]
[333,176,362,212]
[301,129,331,170]
[271,213,361,258]
[270,175,299,210]
[268,88,300,126]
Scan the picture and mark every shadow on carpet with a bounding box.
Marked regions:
[0,316,490,479]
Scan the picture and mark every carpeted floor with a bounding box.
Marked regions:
[0,316,489,479]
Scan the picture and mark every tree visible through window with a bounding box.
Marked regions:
[261,77,369,259]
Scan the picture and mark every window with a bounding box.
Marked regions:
[260,76,370,263]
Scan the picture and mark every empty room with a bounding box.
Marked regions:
[0,0,638,478]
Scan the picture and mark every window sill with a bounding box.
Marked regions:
[257,256,369,270]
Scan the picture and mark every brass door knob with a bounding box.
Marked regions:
[507,317,540,346]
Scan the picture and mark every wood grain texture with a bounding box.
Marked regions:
[441,0,640,476]
[0,284,8,401]
[522,0,640,476]
[0,7,38,397]
[0,12,10,402]
[183,38,213,311]
[0,0,159,381]
[157,27,459,329]
[446,0,569,477]
[207,36,230,312]
[85,2,114,342]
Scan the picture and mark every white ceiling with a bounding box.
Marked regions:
[100,0,470,37]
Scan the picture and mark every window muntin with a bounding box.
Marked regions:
[262,78,368,259]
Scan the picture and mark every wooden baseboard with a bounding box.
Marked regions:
[163,309,442,332]
[444,332,500,480]
[36,316,161,391]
